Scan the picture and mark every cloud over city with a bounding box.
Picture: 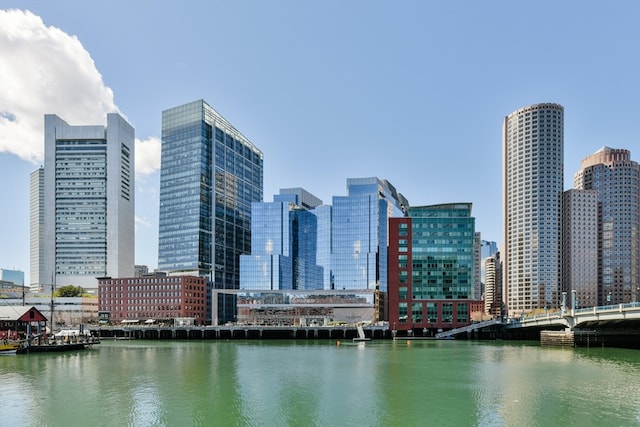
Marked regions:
[0,9,160,176]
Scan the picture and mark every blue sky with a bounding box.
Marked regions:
[2,1,640,285]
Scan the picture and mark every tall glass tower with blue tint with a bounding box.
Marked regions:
[330,178,407,292]
[158,100,263,323]
[240,188,323,290]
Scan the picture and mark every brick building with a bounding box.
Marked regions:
[98,275,206,325]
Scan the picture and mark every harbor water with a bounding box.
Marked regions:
[1,339,640,426]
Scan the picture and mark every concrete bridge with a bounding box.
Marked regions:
[506,302,640,330]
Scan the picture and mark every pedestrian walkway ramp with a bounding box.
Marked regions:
[434,319,502,339]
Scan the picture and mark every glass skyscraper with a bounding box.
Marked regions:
[503,103,564,316]
[239,188,323,291]
[573,147,639,304]
[330,177,407,292]
[158,100,263,322]
[39,113,135,292]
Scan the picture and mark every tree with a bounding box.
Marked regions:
[55,285,84,297]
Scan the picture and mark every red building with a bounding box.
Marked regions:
[98,275,206,325]
[387,205,483,336]
[0,306,48,339]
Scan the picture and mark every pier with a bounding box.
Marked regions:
[92,324,392,340]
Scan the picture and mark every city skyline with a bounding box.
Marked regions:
[3,3,640,286]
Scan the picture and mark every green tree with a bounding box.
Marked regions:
[55,285,84,297]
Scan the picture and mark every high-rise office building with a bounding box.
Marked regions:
[29,167,44,291]
[503,103,564,315]
[574,147,639,304]
[562,189,598,308]
[39,113,135,292]
[330,177,407,293]
[158,100,263,322]
[388,203,476,332]
[240,188,323,291]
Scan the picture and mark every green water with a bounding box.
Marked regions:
[1,339,639,427]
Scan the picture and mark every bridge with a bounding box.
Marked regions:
[434,302,640,347]
[506,302,640,330]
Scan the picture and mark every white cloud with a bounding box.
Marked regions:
[135,136,161,178]
[0,9,161,177]
[135,215,152,229]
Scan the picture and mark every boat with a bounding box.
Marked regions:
[12,277,100,354]
[16,333,99,354]
[0,340,22,354]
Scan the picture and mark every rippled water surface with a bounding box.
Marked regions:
[1,340,639,426]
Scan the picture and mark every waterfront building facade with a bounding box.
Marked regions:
[157,100,263,323]
[573,147,640,304]
[502,103,564,316]
[330,178,407,293]
[562,189,598,309]
[98,275,207,325]
[239,188,323,291]
[388,203,477,333]
[29,167,44,291]
[38,114,135,293]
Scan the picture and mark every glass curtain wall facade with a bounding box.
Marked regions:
[41,114,135,292]
[574,147,639,304]
[503,103,564,316]
[240,188,323,291]
[330,178,407,292]
[388,203,476,332]
[158,100,263,323]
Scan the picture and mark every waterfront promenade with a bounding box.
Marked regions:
[92,324,393,340]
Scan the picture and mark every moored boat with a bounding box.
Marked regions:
[0,340,22,354]
[16,334,100,354]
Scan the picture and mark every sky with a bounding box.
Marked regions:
[1,1,640,285]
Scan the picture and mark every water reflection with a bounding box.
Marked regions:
[1,340,640,426]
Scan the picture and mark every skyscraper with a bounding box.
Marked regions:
[29,167,44,291]
[574,147,639,304]
[239,188,323,291]
[330,177,407,293]
[158,100,263,322]
[561,189,598,309]
[484,252,502,317]
[39,113,135,292]
[502,103,564,316]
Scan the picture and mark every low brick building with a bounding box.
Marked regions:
[98,275,206,325]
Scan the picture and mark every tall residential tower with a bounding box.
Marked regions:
[574,147,639,304]
[502,103,564,315]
